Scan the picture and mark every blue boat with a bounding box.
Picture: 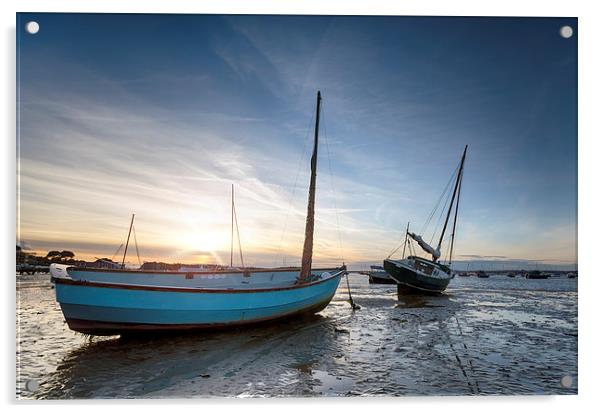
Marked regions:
[50,265,345,335]
[51,91,346,335]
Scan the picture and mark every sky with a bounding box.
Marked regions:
[16,14,577,270]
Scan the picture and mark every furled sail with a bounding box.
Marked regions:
[408,232,441,261]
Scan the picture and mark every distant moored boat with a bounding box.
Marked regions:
[476,271,489,278]
[525,270,549,279]
[367,265,396,284]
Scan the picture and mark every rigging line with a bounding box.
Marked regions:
[387,226,409,259]
[111,243,124,262]
[386,225,408,259]
[121,214,135,269]
[419,163,459,236]
[233,200,245,268]
[321,104,345,263]
[132,224,142,267]
[231,184,234,268]
[429,176,456,246]
[386,242,404,260]
[274,107,316,266]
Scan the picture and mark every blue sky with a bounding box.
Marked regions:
[16,14,577,269]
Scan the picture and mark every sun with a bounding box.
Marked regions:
[178,230,229,255]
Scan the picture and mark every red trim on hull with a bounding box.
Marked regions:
[64,297,334,336]
[52,272,343,294]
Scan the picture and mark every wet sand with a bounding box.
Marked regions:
[16,272,577,398]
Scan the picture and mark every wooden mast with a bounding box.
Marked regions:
[121,213,135,269]
[436,145,467,259]
[233,188,245,268]
[401,221,410,259]
[299,90,321,282]
[230,184,234,268]
[448,161,464,264]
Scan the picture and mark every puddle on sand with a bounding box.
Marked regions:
[312,370,354,395]
[291,361,354,396]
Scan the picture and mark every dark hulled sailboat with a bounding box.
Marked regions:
[384,146,468,294]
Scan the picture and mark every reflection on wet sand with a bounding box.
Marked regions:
[17,272,578,398]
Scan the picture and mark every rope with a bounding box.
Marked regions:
[419,163,459,236]
[233,201,245,268]
[345,271,360,310]
[132,225,141,266]
[322,101,357,310]
[429,177,455,246]
[321,104,345,264]
[111,243,123,262]
[273,106,315,266]
[386,222,409,259]
[386,235,406,259]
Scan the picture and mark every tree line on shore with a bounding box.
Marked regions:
[17,245,78,265]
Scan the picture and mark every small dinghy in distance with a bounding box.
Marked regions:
[384,146,468,294]
[367,265,396,284]
[51,91,346,335]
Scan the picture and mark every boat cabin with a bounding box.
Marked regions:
[407,256,451,275]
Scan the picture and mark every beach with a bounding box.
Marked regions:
[16,272,577,398]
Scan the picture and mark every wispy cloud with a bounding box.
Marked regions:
[17,14,577,267]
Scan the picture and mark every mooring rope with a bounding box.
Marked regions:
[322,102,358,310]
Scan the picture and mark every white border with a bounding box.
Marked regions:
[3,0,601,411]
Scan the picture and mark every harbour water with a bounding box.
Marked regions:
[16,272,577,399]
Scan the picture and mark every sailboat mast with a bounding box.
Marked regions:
[299,90,321,281]
[401,221,410,259]
[231,184,234,268]
[233,195,245,268]
[121,213,135,269]
[448,165,464,264]
[436,145,467,257]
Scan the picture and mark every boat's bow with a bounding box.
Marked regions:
[49,263,73,281]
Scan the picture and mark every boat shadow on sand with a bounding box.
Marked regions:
[392,292,464,331]
[36,313,345,398]
[395,291,455,309]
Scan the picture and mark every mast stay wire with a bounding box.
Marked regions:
[419,162,460,236]
[387,162,459,260]
[429,175,456,246]
[320,104,345,264]
[132,225,142,267]
[273,106,316,266]
[233,200,245,268]
[111,243,124,262]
